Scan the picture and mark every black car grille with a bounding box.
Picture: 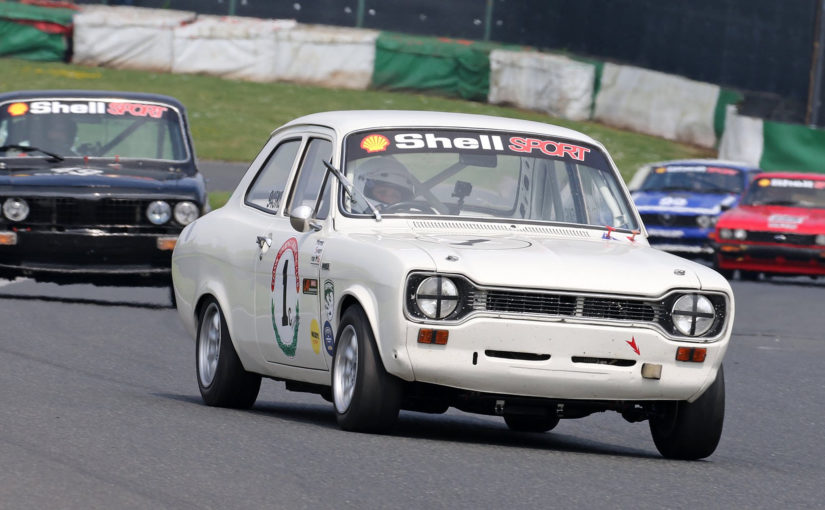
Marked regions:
[640,213,699,228]
[745,230,818,246]
[475,290,662,323]
[21,197,151,227]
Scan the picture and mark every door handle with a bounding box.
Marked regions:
[256,235,272,260]
[256,236,272,249]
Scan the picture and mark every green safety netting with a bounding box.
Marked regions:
[0,1,76,61]
[372,32,521,102]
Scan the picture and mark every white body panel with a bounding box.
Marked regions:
[173,110,734,404]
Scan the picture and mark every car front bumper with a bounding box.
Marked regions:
[715,243,825,275]
[0,229,177,284]
[404,318,726,403]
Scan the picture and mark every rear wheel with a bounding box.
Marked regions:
[196,298,261,408]
[332,306,402,432]
[649,365,725,460]
[504,414,560,433]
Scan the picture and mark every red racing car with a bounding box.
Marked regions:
[712,172,825,279]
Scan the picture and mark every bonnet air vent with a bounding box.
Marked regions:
[409,220,591,238]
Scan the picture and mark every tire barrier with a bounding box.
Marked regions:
[10,3,821,174]
[487,50,595,122]
[719,106,825,173]
[0,1,75,61]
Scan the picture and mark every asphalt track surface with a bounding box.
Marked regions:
[2,163,825,508]
[2,274,824,509]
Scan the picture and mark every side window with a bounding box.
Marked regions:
[286,138,333,218]
[245,139,301,213]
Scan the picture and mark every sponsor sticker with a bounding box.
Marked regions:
[768,214,806,230]
[310,319,321,355]
[270,238,300,357]
[658,196,688,207]
[302,278,318,295]
[349,129,594,163]
[10,100,168,118]
[310,240,324,266]
[360,134,390,153]
[323,321,335,355]
[7,103,28,116]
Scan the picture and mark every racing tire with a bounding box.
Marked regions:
[503,414,560,433]
[196,298,261,408]
[649,365,725,460]
[739,270,760,281]
[332,305,402,433]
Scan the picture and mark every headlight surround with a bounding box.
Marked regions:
[719,228,732,239]
[696,215,713,229]
[2,197,29,222]
[671,294,716,337]
[415,276,460,319]
[173,201,199,225]
[146,200,171,225]
[816,234,825,246]
[733,228,747,240]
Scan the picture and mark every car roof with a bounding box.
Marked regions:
[0,89,187,111]
[751,171,825,180]
[643,159,761,172]
[278,110,602,146]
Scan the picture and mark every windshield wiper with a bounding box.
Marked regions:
[323,160,382,221]
[0,144,64,162]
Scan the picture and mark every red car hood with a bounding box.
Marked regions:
[718,205,825,233]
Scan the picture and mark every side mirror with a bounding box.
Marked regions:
[289,205,321,233]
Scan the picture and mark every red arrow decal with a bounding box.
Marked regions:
[627,337,640,355]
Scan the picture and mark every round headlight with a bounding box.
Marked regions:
[3,197,30,222]
[415,276,459,319]
[816,234,825,246]
[719,228,732,239]
[696,215,713,229]
[146,200,171,225]
[173,201,199,225]
[733,229,747,240]
[671,294,715,337]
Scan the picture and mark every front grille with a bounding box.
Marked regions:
[480,290,577,316]
[745,230,817,245]
[16,197,153,227]
[475,290,661,323]
[640,213,698,228]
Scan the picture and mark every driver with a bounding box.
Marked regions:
[359,156,415,207]
[32,115,78,155]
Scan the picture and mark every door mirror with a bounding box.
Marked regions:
[289,205,321,232]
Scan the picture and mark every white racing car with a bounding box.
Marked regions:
[172,111,734,460]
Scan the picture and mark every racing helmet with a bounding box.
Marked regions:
[357,156,415,205]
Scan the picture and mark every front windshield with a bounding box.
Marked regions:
[0,98,189,160]
[341,129,638,230]
[742,176,825,208]
[640,164,745,193]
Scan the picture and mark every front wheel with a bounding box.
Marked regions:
[196,298,261,408]
[649,365,725,460]
[332,306,402,432]
[712,254,734,280]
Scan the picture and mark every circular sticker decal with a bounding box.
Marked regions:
[310,319,321,355]
[323,321,335,356]
[270,238,300,357]
[757,178,771,187]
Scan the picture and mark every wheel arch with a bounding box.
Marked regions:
[335,285,414,382]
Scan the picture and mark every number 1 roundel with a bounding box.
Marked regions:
[271,237,300,357]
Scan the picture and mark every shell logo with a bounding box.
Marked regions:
[7,103,29,116]
[655,167,666,174]
[360,134,390,153]
[757,178,771,187]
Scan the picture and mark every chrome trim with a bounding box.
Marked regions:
[403,271,731,343]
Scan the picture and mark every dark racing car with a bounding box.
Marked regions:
[629,159,760,257]
[0,90,206,288]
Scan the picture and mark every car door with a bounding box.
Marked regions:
[254,130,334,370]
